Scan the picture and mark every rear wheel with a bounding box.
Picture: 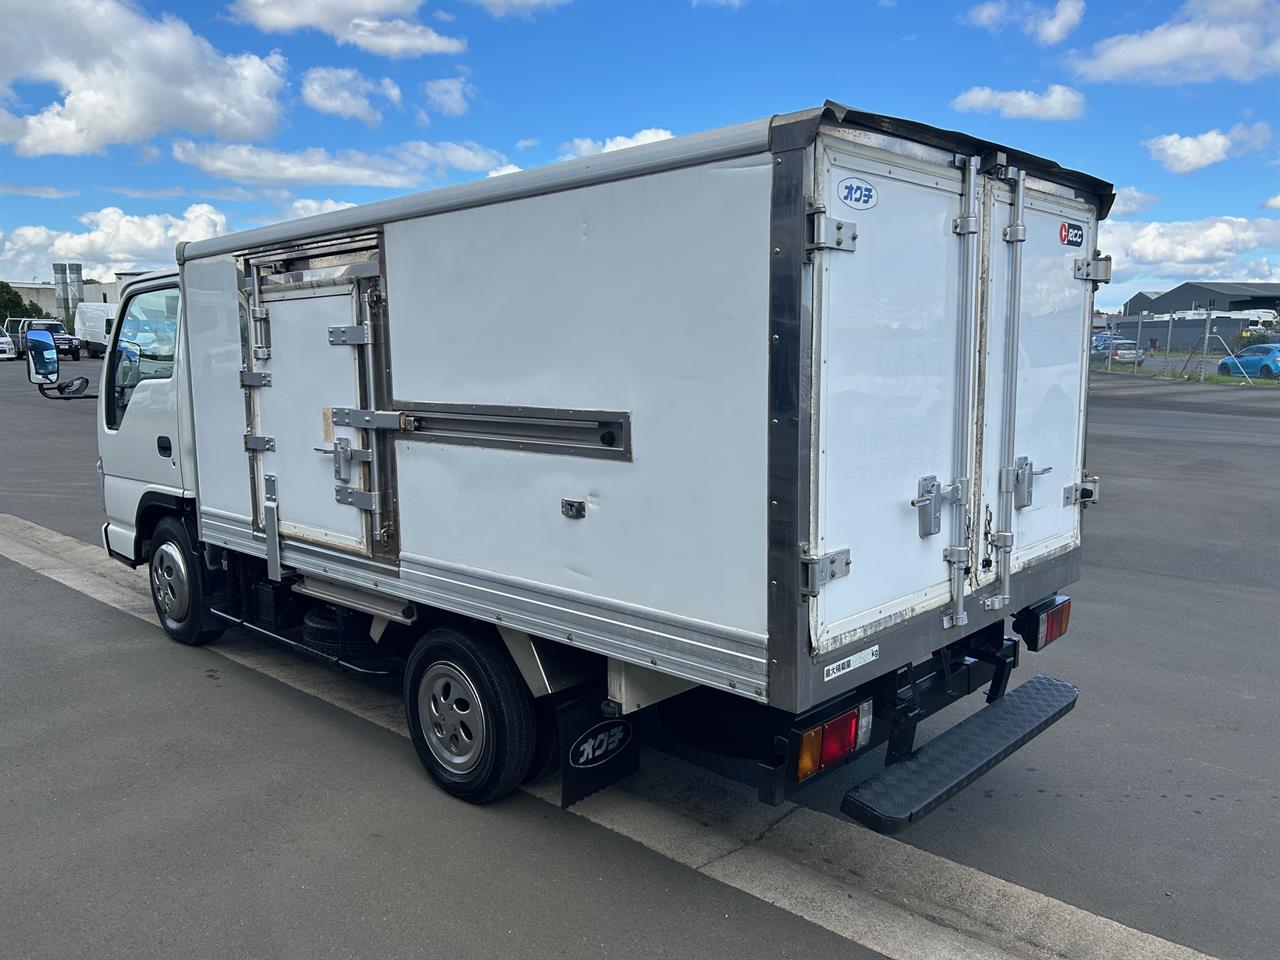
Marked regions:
[404,626,536,802]
[148,516,222,646]
[1261,366,1275,380]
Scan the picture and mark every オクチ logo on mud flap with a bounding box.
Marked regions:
[570,720,632,768]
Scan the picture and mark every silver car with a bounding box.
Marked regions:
[0,329,14,360]
[1107,339,1144,366]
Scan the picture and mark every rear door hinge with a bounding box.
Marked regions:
[240,369,271,388]
[1073,253,1112,284]
[806,205,857,259]
[801,548,851,598]
[244,433,275,452]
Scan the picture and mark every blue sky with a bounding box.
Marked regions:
[1,0,1277,309]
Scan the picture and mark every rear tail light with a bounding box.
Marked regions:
[1015,594,1071,652]
[796,699,873,781]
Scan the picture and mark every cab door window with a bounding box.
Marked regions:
[106,288,179,429]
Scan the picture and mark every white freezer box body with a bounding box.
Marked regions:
[178,109,1106,714]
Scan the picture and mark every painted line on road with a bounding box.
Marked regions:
[0,514,1219,960]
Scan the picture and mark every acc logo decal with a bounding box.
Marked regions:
[570,720,632,768]
[837,177,878,211]
[1059,221,1084,247]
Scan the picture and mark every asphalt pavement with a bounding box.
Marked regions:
[1,360,1275,959]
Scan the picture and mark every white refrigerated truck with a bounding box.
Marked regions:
[27,102,1110,830]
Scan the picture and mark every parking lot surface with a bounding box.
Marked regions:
[1,361,1275,959]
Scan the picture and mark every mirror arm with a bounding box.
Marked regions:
[38,380,98,401]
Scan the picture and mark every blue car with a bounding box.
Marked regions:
[1218,343,1280,379]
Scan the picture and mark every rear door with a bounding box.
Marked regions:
[979,186,1094,576]
[810,138,970,654]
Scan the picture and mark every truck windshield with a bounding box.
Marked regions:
[34,322,67,335]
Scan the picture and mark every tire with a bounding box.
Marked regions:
[404,626,536,803]
[1219,364,1231,376]
[1261,366,1275,380]
[148,516,222,646]
[70,349,80,361]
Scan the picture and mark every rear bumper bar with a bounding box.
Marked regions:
[842,673,1078,833]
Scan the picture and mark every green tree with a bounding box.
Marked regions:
[0,281,51,319]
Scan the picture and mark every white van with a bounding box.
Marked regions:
[74,302,117,358]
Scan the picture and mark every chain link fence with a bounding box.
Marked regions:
[1091,313,1276,384]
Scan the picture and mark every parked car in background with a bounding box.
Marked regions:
[0,327,14,360]
[1218,343,1280,379]
[1107,339,1143,366]
[74,301,117,358]
[20,319,81,361]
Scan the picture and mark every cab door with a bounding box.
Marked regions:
[99,279,186,559]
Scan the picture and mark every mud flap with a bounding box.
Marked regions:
[554,681,639,807]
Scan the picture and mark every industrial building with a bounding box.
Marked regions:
[1124,281,1280,316]
[3,265,142,330]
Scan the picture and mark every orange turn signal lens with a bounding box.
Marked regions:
[797,727,822,781]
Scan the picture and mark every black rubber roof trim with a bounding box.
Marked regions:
[771,100,1116,220]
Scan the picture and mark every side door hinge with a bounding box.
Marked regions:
[806,205,857,259]
[328,324,373,345]
[250,305,271,360]
[331,407,408,431]
[335,486,380,512]
[801,548,851,598]
[1073,253,1112,284]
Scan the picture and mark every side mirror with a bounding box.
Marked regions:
[25,329,59,385]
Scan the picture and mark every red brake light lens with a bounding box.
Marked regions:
[797,699,874,780]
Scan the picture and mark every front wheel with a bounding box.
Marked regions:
[1219,364,1231,376]
[148,516,222,646]
[70,349,80,361]
[404,626,536,803]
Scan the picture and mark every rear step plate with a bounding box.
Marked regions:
[842,673,1078,834]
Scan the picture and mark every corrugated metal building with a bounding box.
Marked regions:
[1124,281,1280,316]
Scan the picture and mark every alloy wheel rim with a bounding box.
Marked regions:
[419,661,487,775]
[150,542,190,622]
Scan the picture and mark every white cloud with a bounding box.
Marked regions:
[172,139,507,187]
[424,75,477,117]
[1072,0,1280,84]
[515,138,539,150]
[0,204,227,282]
[434,9,457,21]
[557,128,674,161]
[1110,186,1158,217]
[230,0,465,57]
[963,0,1083,44]
[1027,0,1084,44]
[1098,214,1280,308]
[468,0,571,17]
[1264,195,1280,210]
[287,198,359,219]
[487,164,523,177]
[1143,122,1271,173]
[0,184,78,199]
[0,0,286,156]
[951,84,1084,120]
[301,67,401,126]
[691,0,746,7]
